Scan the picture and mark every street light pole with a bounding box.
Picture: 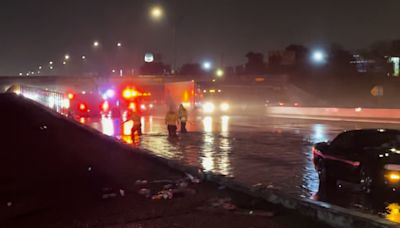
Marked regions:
[149,4,180,74]
[171,24,177,74]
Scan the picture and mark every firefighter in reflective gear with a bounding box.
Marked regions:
[124,111,142,136]
[165,108,178,137]
[178,104,188,133]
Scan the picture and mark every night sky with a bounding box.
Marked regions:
[1,0,399,75]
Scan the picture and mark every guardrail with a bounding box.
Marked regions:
[7,84,69,114]
[266,106,400,123]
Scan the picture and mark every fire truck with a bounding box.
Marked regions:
[164,80,230,114]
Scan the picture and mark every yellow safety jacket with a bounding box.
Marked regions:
[165,111,178,126]
[178,108,188,122]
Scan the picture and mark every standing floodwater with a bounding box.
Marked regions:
[84,114,400,222]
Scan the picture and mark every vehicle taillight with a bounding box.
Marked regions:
[128,102,136,111]
[79,103,87,112]
[67,93,74,100]
[101,101,110,112]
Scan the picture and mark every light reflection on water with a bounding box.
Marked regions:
[18,87,400,223]
[301,124,330,197]
[387,203,400,223]
[89,115,317,192]
[87,115,400,223]
[101,116,115,136]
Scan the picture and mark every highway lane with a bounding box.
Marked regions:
[80,114,400,222]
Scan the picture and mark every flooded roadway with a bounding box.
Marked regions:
[82,114,400,222]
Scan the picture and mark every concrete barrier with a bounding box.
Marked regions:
[267,106,400,123]
[18,95,399,227]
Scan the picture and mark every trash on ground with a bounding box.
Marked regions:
[135,176,198,200]
[119,189,125,197]
[135,180,148,185]
[163,184,173,190]
[152,190,173,200]
[102,193,117,199]
[266,184,274,189]
[210,197,232,207]
[186,173,200,183]
[151,180,175,184]
[218,185,226,190]
[252,183,266,190]
[177,181,188,188]
[138,188,151,197]
[222,202,237,210]
[235,210,274,217]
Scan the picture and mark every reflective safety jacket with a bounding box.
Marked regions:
[178,108,188,122]
[165,111,178,126]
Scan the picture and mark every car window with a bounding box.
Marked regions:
[330,132,355,152]
[356,131,400,149]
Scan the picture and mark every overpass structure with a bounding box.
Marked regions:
[0,74,290,92]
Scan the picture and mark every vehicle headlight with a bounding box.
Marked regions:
[220,103,230,112]
[384,164,400,183]
[203,102,215,113]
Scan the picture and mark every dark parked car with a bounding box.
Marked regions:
[313,129,400,193]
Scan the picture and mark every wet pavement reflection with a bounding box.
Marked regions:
[83,114,400,222]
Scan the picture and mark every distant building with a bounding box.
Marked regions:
[389,57,400,76]
[350,54,375,73]
[267,50,296,65]
[350,54,396,76]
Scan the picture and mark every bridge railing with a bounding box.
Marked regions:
[8,84,69,114]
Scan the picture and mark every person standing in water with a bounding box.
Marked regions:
[165,107,179,137]
[123,110,142,138]
[178,104,188,133]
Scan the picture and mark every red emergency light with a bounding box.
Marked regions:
[122,88,138,99]
[101,101,110,112]
[128,102,136,111]
[79,103,87,112]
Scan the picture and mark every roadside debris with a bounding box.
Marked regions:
[134,176,199,200]
[235,210,275,217]
[135,180,149,185]
[252,183,266,190]
[102,193,117,199]
[101,187,122,199]
[138,188,151,198]
[186,173,200,183]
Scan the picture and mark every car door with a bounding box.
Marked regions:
[326,132,358,181]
